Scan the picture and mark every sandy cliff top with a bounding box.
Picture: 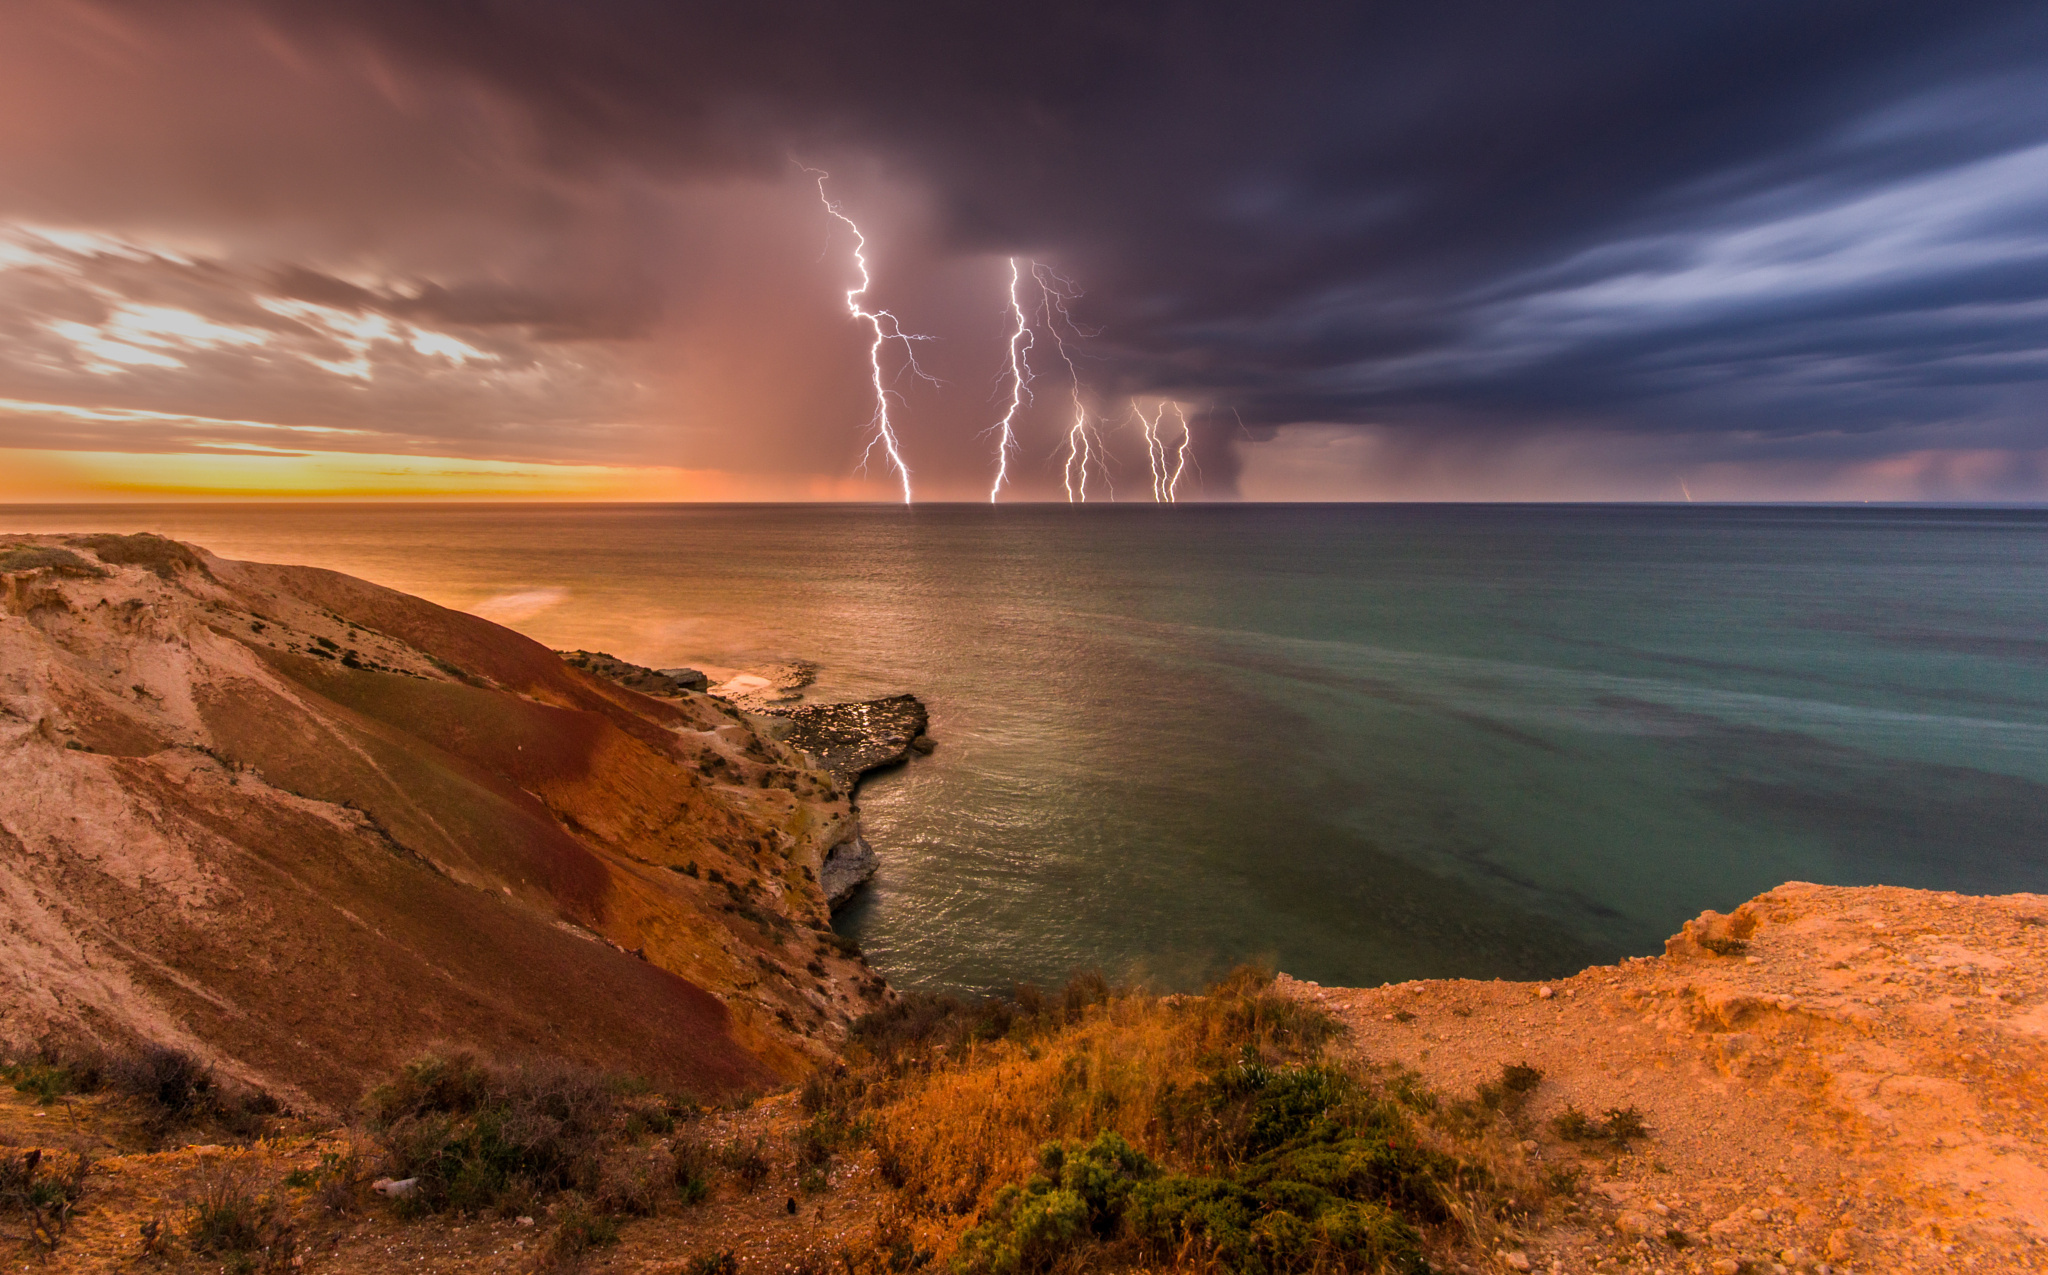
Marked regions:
[1280,881,2048,1273]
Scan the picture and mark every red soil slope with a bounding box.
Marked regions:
[0,535,881,1112]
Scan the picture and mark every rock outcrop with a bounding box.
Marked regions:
[1279,882,2048,1272]
[773,695,930,907]
[561,655,930,911]
[816,833,879,910]
[0,533,890,1112]
[556,649,707,698]
[773,694,929,790]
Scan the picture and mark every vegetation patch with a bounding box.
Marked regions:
[800,969,1546,1274]
[184,1169,294,1272]
[0,545,103,577]
[77,533,214,580]
[0,1148,88,1251]
[1552,1104,1650,1148]
[365,1051,697,1217]
[4,1042,278,1145]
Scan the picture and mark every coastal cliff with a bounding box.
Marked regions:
[0,533,885,1110]
[1278,881,2048,1272]
[2,536,2041,1273]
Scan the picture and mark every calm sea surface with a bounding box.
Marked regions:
[7,503,2047,994]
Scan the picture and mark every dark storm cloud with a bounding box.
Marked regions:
[231,0,2048,444]
[6,0,2046,499]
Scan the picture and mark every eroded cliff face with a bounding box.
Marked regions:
[0,534,886,1111]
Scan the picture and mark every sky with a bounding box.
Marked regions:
[3,0,2046,502]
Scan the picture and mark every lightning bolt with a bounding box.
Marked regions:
[987,257,1034,502]
[1034,263,1114,502]
[806,167,933,505]
[1166,401,1195,502]
[1130,398,1197,502]
[1133,400,1169,501]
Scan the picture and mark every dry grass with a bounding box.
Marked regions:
[854,977,1336,1218]
[803,970,1552,1274]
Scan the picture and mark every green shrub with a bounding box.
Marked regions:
[955,1125,1430,1275]
[6,1062,90,1105]
[366,1052,677,1216]
[0,1148,88,1239]
[719,1139,771,1192]
[183,1172,293,1269]
[0,546,103,576]
[1552,1104,1649,1148]
[1476,1061,1544,1115]
[796,1108,869,1169]
[672,1137,715,1204]
[541,1199,619,1263]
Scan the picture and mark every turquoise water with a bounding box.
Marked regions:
[7,503,2046,994]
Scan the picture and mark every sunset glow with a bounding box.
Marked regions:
[0,446,885,502]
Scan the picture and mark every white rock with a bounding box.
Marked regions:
[1501,1252,1532,1272]
[371,1177,417,1198]
[1537,986,1554,999]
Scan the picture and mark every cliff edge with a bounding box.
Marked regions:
[1279,881,2048,1272]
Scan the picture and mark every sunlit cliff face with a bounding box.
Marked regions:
[4,0,2047,502]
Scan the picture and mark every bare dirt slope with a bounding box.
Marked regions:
[1279,882,2048,1274]
[0,534,886,1110]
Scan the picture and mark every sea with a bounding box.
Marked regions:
[6,503,2046,996]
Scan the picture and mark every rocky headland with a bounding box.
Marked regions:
[0,533,890,1112]
[544,653,933,908]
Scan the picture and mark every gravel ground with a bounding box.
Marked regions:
[1276,882,2048,1274]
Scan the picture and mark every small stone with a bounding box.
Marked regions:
[371,1177,417,1198]
[1501,1252,1532,1272]
[1617,1211,1653,1235]
[1825,1228,1857,1260]
[1648,1200,1670,1216]
[1537,986,1554,999]
[1710,1261,1741,1275]
[516,1216,535,1227]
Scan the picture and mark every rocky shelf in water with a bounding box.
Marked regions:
[768,694,931,789]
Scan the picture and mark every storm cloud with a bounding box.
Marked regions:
[4,0,2046,499]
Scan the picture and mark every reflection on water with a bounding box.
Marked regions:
[7,502,2045,995]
